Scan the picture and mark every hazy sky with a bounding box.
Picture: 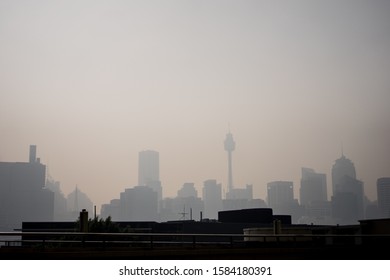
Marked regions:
[1,0,389,212]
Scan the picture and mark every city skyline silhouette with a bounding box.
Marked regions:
[1,1,389,220]
[1,139,389,231]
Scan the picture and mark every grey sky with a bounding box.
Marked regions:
[1,0,389,211]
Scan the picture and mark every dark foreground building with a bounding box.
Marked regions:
[1,208,390,260]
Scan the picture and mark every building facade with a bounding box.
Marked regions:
[331,154,364,224]
[300,167,327,206]
[377,177,390,218]
[0,145,54,231]
[202,179,222,220]
[267,181,302,223]
[138,150,162,204]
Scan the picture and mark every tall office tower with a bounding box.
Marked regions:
[266,180,303,223]
[224,131,235,192]
[299,168,330,222]
[331,154,356,194]
[331,154,364,224]
[0,145,54,231]
[138,150,162,202]
[120,186,158,221]
[202,179,223,220]
[377,177,390,218]
[267,181,294,209]
[300,167,327,206]
[138,150,159,185]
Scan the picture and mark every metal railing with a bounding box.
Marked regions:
[1,231,390,249]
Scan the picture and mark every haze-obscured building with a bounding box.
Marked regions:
[138,150,162,208]
[300,167,327,206]
[0,145,54,231]
[46,177,68,221]
[267,181,303,223]
[120,186,158,221]
[160,183,204,222]
[66,186,94,220]
[331,154,364,224]
[100,199,121,221]
[377,177,390,218]
[202,179,222,220]
[299,168,331,224]
[223,184,266,211]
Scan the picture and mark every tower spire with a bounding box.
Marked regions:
[224,130,235,192]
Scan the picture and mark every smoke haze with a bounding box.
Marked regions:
[1,0,389,211]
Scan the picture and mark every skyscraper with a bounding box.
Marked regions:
[331,154,357,194]
[299,168,330,223]
[331,154,364,224]
[267,181,294,209]
[138,150,162,203]
[377,177,390,218]
[120,186,158,221]
[202,179,222,220]
[267,181,302,223]
[0,145,54,231]
[138,150,159,186]
[300,167,327,206]
[224,131,235,192]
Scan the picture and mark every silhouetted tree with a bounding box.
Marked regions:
[75,216,121,233]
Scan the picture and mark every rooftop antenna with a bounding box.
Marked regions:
[341,141,344,157]
[179,205,188,220]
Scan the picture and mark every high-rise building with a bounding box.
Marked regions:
[331,154,357,194]
[267,181,302,223]
[331,154,364,224]
[0,145,54,231]
[157,182,204,222]
[267,181,294,208]
[173,183,203,221]
[377,177,390,218]
[46,178,67,221]
[138,150,159,186]
[138,150,162,202]
[224,131,235,192]
[300,167,327,206]
[202,179,222,220]
[299,168,330,223]
[177,183,198,198]
[120,186,158,221]
[101,199,121,220]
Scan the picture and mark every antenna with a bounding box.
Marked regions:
[179,205,188,220]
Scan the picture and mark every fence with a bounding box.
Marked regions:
[1,231,390,249]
